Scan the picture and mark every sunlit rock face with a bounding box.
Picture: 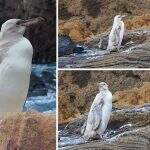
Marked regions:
[113,82,150,108]
[0,0,56,63]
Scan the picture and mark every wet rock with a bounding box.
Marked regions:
[28,64,55,97]
[73,46,84,54]
[59,35,76,56]
[94,34,108,50]
[59,105,150,149]
[59,29,150,68]
[0,112,56,150]
[24,64,56,113]
[62,126,150,150]
[59,35,85,57]
[28,73,47,97]
[60,105,150,135]
[0,0,56,63]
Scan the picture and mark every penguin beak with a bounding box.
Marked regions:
[121,15,127,19]
[17,17,45,27]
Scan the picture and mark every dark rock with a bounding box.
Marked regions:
[0,0,56,63]
[28,72,47,97]
[86,34,108,50]
[42,70,56,86]
[28,64,56,97]
[23,100,56,112]
[64,126,150,150]
[23,64,56,113]
[59,35,76,56]
[73,46,85,54]
[59,35,85,56]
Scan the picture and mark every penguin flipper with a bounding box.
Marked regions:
[89,102,103,131]
[0,41,11,63]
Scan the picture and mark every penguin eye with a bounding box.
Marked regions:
[16,21,21,25]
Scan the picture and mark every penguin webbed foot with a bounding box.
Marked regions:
[117,47,120,52]
[106,49,111,54]
[99,134,107,140]
[93,134,101,140]
[88,134,101,142]
[107,47,120,53]
[82,134,100,142]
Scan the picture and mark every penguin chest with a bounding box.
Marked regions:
[102,94,112,121]
[102,103,112,116]
[0,59,31,100]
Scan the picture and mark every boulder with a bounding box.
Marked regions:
[59,35,76,56]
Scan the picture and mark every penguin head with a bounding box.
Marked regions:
[99,82,108,91]
[114,15,126,22]
[1,19,26,37]
[1,17,45,38]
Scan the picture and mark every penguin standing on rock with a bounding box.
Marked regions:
[107,15,126,53]
[83,82,112,140]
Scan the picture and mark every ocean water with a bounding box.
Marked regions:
[23,63,56,114]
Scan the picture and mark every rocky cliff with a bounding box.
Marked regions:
[0,0,56,63]
[59,71,150,123]
[59,0,150,42]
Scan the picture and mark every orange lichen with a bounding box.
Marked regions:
[113,82,150,107]
[125,14,150,30]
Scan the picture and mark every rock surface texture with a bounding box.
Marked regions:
[59,70,150,123]
[59,105,150,150]
[0,0,56,63]
[59,0,150,68]
[59,30,150,68]
[59,0,150,42]
[0,112,56,150]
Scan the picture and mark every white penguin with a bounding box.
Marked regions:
[107,15,126,52]
[0,18,42,119]
[83,82,112,140]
